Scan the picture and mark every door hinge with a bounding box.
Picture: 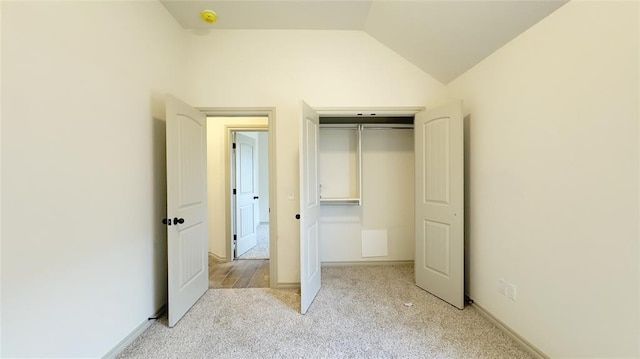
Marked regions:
[233,234,237,258]
[233,188,237,195]
[232,142,236,149]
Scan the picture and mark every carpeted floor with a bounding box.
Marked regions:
[117,265,534,359]
[238,223,269,260]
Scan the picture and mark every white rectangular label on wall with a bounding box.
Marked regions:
[361,230,388,257]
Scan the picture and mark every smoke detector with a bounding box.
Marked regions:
[201,10,218,24]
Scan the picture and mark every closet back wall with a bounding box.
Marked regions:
[320,128,415,263]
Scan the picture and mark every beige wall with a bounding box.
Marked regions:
[447,1,639,357]
[182,30,447,283]
[1,1,187,357]
[258,132,270,223]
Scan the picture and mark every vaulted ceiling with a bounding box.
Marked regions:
[160,0,568,84]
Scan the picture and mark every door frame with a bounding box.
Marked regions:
[314,106,424,117]
[199,107,277,289]
[230,129,268,260]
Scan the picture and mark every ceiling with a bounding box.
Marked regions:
[160,0,568,84]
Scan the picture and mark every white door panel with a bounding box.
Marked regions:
[415,101,464,309]
[300,101,321,314]
[166,94,209,327]
[235,133,258,257]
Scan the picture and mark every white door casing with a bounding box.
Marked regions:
[234,133,258,257]
[299,101,322,314]
[414,101,464,309]
[166,94,209,327]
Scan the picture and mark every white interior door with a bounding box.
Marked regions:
[165,94,209,327]
[299,101,321,314]
[415,101,464,309]
[234,133,258,257]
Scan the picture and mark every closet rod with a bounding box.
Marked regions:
[363,127,414,130]
[319,126,358,130]
[320,125,413,130]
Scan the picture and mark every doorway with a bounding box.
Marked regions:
[202,110,277,289]
[231,130,270,261]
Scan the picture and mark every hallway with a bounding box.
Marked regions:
[208,256,270,289]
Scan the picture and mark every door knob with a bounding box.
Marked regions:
[173,217,185,225]
[253,196,259,200]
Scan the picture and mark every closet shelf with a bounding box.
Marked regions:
[320,198,362,206]
[320,198,361,206]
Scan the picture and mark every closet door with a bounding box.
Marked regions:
[415,101,464,309]
[299,101,322,314]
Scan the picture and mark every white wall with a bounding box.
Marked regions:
[320,128,414,262]
[206,118,267,259]
[182,30,447,283]
[258,132,270,224]
[447,1,639,357]
[0,2,3,354]
[0,1,186,357]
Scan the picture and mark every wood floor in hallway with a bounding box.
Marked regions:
[208,256,270,289]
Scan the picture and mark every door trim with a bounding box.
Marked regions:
[199,107,277,289]
[314,106,425,116]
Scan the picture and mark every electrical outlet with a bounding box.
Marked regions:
[498,279,517,301]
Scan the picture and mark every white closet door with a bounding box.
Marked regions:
[299,101,322,314]
[165,94,209,326]
[415,101,464,309]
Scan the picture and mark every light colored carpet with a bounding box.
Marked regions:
[118,265,534,359]
[238,223,269,260]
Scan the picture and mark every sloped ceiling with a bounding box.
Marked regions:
[160,0,568,84]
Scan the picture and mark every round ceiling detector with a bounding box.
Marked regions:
[201,10,218,24]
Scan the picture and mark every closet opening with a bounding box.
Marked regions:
[317,115,416,266]
[302,102,465,312]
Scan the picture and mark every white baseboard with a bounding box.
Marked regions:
[208,252,226,262]
[472,302,549,359]
[322,260,414,267]
[102,305,165,359]
[276,282,301,289]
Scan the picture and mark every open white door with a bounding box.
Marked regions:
[234,133,258,257]
[415,101,464,309]
[166,94,209,327]
[299,101,321,314]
